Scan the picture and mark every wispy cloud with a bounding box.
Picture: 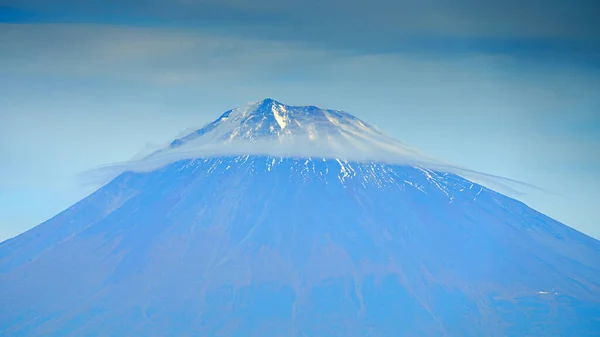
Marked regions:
[1,0,598,67]
[2,0,599,39]
[0,23,345,85]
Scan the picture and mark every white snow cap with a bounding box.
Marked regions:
[145,98,440,166]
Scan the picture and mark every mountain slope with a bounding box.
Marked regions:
[1,100,599,336]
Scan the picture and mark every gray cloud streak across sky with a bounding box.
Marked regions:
[1,0,599,61]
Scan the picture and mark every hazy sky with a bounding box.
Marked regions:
[1,1,599,241]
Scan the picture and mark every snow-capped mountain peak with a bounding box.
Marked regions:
[169,98,381,146]
[234,98,291,130]
[145,98,440,170]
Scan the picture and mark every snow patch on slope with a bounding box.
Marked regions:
[271,103,288,129]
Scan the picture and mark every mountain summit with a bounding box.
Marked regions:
[1,100,600,336]
[137,98,436,174]
[169,98,381,144]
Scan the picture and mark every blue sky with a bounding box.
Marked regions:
[0,0,599,240]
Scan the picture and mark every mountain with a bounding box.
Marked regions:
[1,99,599,336]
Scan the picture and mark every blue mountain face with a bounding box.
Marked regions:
[1,100,599,336]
